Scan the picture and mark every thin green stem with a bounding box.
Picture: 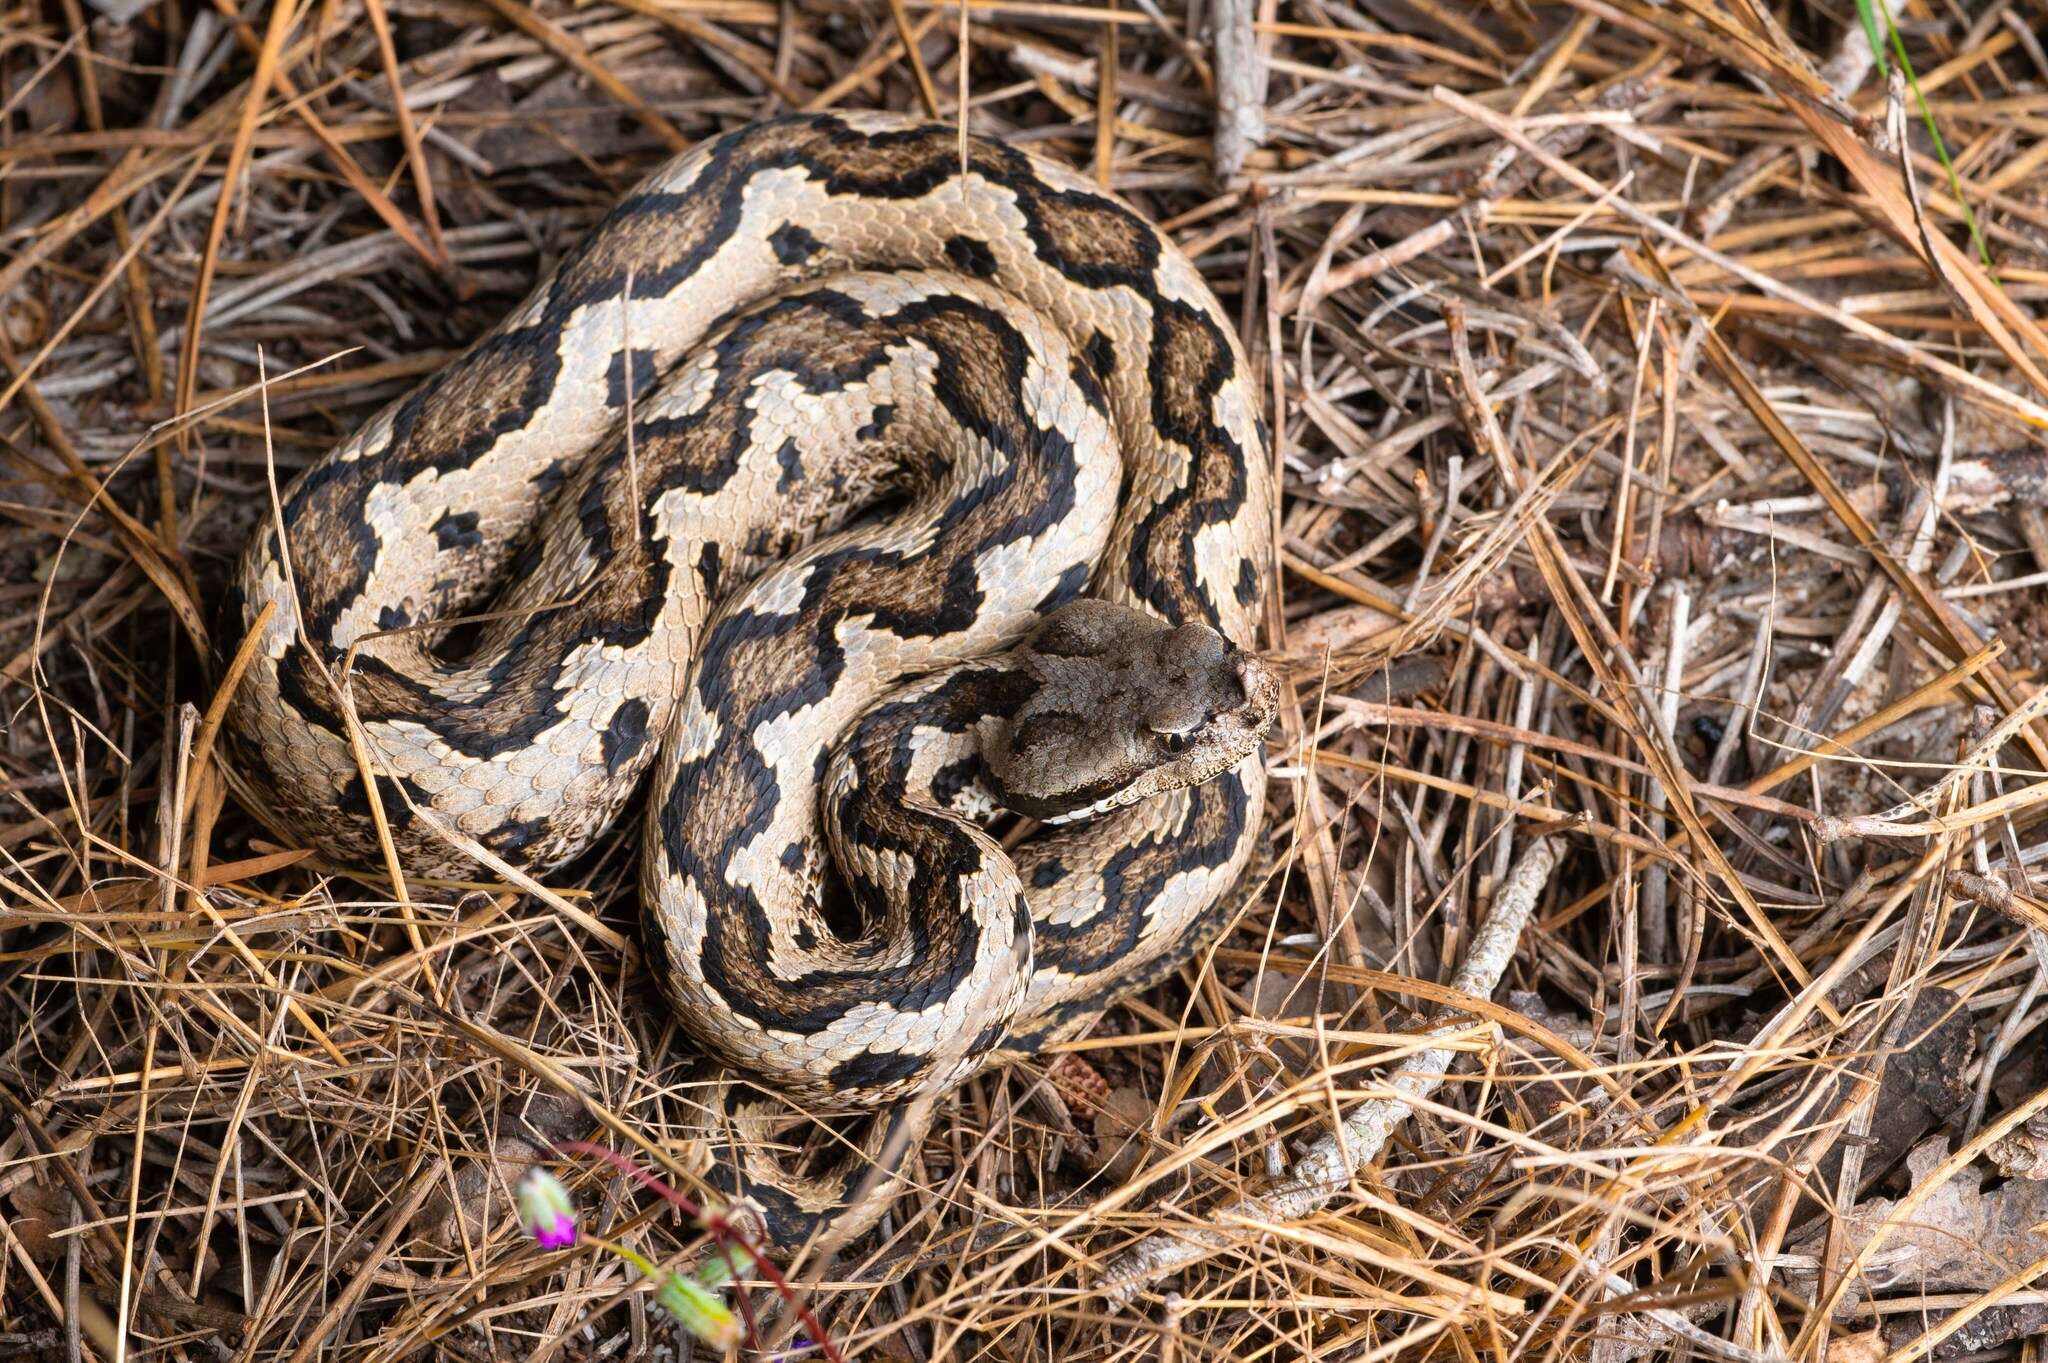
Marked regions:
[1855,0,1887,69]
[1856,0,1997,273]
[582,1232,663,1281]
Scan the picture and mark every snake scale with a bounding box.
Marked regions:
[222,112,1279,1246]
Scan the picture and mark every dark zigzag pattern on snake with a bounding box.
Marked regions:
[258,115,1252,768]
[660,337,1090,1032]
[268,287,1081,784]
[226,113,1275,1248]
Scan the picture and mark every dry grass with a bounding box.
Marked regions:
[5,1,2048,1359]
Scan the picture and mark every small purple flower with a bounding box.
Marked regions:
[518,1168,577,1250]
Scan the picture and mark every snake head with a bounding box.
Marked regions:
[981,599,1280,824]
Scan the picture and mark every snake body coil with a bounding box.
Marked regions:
[224,113,1278,1245]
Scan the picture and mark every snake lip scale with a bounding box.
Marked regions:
[223,111,1279,1246]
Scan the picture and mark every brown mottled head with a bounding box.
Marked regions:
[982,599,1279,824]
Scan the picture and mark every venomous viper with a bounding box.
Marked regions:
[222,112,1279,1246]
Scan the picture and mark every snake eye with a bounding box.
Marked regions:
[1155,729,1191,754]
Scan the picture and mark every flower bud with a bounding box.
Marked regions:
[517,1168,577,1250]
[656,1271,739,1348]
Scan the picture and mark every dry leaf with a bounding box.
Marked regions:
[1792,1137,2048,1297]
[1093,1084,1158,1182]
[1826,1330,1886,1363]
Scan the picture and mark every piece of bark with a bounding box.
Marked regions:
[1210,0,1266,182]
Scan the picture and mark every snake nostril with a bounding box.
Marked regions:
[1224,656,1255,708]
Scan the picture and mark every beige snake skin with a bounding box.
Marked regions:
[223,113,1278,1244]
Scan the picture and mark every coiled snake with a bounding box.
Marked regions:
[223,113,1278,1246]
